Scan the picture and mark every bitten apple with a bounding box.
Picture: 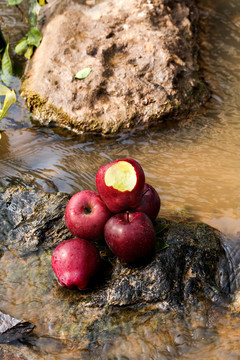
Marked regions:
[96,158,145,213]
[135,183,161,222]
[104,211,156,263]
[65,190,111,240]
[51,238,100,290]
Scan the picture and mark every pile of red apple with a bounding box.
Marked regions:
[52,158,161,290]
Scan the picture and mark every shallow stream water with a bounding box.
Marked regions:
[0,0,240,359]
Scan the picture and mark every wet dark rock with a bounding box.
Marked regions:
[88,219,232,308]
[0,185,237,355]
[21,0,209,135]
[0,311,34,343]
[0,186,231,307]
[0,186,71,257]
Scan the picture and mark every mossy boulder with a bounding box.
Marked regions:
[21,0,209,135]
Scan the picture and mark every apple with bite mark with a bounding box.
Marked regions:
[104,211,156,263]
[65,190,112,241]
[135,183,161,222]
[96,158,145,213]
[51,238,100,290]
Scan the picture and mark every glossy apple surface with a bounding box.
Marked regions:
[51,238,100,290]
[104,211,156,263]
[65,190,111,240]
[135,183,161,222]
[96,158,145,213]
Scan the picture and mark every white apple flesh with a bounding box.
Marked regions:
[96,158,145,213]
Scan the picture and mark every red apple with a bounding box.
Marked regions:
[104,211,156,263]
[96,158,145,213]
[135,183,161,222]
[65,190,111,241]
[51,238,100,290]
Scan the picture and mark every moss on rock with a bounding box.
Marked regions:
[21,0,209,135]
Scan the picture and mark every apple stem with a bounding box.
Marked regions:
[142,187,150,197]
[126,211,130,223]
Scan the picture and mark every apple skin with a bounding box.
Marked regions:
[104,211,156,263]
[134,183,161,222]
[65,190,112,241]
[51,238,100,290]
[96,158,145,213]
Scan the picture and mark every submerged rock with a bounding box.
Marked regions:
[21,0,209,135]
[0,311,34,343]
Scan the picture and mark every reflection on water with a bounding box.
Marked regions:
[1,106,240,236]
[0,0,240,359]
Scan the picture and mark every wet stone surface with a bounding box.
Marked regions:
[89,220,232,308]
[0,185,232,306]
[0,185,236,357]
[0,311,34,344]
[0,186,71,256]
[21,0,209,134]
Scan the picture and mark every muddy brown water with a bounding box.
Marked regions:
[0,0,240,359]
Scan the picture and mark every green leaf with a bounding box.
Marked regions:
[1,43,13,86]
[14,27,42,61]
[154,222,169,252]
[26,27,42,47]
[7,0,23,5]
[29,0,42,27]
[0,84,16,120]
[24,45,34,60]
[154,222,169,235]
[155,238,169,252]
[75,67,92,79]
[15,39,28,54]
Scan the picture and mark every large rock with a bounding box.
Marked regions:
[89,219,232,308]
[0,185,232,307]
[21,0,209,134]
[0,185,239,356]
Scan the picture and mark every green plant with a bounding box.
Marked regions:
[0,0,46,122]
[8,0,45,59]
[0,83,16,121]
[15,26,42,59]
[0,25,15,121]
